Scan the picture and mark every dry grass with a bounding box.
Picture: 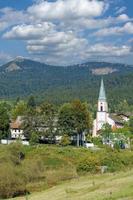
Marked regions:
[10,169,133,200]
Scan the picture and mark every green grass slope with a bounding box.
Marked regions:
[1,144,133,199]
[11,169,133,200]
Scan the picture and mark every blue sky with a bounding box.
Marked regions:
[0,0,133,65]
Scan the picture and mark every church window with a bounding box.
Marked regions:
[101,106,103,111]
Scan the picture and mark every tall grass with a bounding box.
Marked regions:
[0,143,133,198]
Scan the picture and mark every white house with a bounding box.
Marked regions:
[10,116,26,140]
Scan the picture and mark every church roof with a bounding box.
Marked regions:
[99,79,106,100]
[109,113,125,125]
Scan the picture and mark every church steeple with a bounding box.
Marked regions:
[99,79,106,101]
[93,78,115,137]
[98,78,108,112]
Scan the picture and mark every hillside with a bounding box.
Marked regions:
[0,58,133,106]
[0,144,133,199]
[11,169,133,200]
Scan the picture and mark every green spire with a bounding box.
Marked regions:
[99,79,106,100]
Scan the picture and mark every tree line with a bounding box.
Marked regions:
[0,96,132,146]
[0,97,92,146]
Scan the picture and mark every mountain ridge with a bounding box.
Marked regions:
[0,58,132,108]
[1,57,133,70]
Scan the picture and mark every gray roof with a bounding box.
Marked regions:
[99,79,106,100]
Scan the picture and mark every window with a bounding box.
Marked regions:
[101,106,103,111]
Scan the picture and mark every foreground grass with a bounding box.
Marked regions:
[10,169,133,200]
[1,144,133,199]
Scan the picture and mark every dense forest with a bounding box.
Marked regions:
[0,58,133,112]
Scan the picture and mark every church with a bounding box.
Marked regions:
[92,79,115,137]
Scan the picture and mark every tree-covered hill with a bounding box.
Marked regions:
[0,58,133,107]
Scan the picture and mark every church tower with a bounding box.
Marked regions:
[92,79,115,137]
[96,79,108,130]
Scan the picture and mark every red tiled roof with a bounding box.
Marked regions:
[10,121,22,129]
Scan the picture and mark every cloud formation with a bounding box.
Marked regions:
[0,52,12,65]
[115,6,127,15]
[0,0,133,65]
[0,7,29,31]
[94,22,133,36]
[3,22,55,39]
[28,0,106,20]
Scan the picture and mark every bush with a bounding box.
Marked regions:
[101,150,133,172]
[30,131,40,145]
[77,149,133,174]
[7,142,25,165]
[60,134,71,146]
[0,164,26,199]
[77,155,101,174]
[22,158,45,183]
[92,137,103,147]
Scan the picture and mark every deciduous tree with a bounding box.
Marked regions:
[58,100,92,146]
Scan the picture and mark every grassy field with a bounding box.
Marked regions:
[10,169,133,200]
[1,144,133,199]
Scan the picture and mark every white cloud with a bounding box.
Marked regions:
[26,31,89,65]
[0,7,29,32]
[87,44,131,57]
[27,36,132,65]
[115,6,127,15]
[28,0,106,20]
[27,31,74,45]
[59,14,132,32]
[94,22,133,36]
[0,21,8,31]
[3,22,55,39]
[0,1,109,34]
[0,0,133,65]
[0,52,12,65]
[116,14,131,22]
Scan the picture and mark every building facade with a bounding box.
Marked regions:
[10,116,26,140]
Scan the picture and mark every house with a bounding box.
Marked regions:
[109,113,127,129]
[1,116,29,145]
[10,116,26,140]
[116,113,131,122]
[10,115,59,143]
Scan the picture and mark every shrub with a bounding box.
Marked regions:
[101,150,133,172]
[77,155,101,174]
[92,137,103,147]
[30,131,40,145]
[7,142,25,165]
[60,134,71,146]
[0,164,26,199]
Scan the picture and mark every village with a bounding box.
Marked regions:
[0,0,133,198]
[1,79,132,150]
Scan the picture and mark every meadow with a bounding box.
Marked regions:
[11,169,133,200]
[0,143,133,199]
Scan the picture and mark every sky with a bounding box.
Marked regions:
[0,0,133,66]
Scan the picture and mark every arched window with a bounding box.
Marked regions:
[100,106,103,111]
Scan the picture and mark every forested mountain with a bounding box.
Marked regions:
[0,57,133,109]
